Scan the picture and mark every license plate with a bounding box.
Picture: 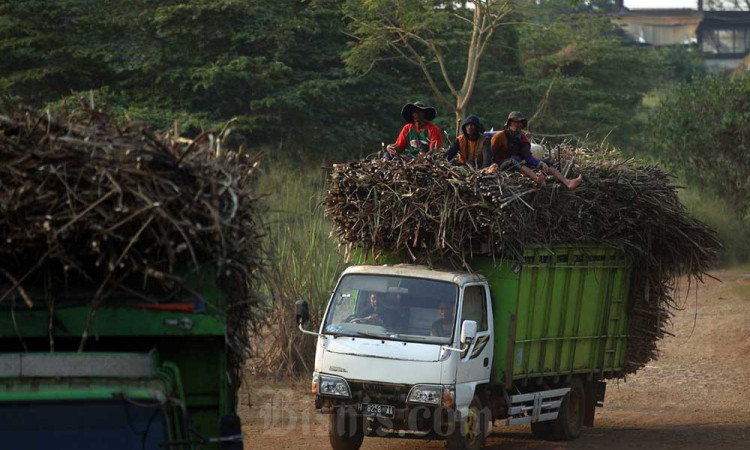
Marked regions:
[359,403,395,418]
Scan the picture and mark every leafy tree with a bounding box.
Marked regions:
[0,1,125,103]
[343,0,516,132]
[0,0,411,160]
[650,75,750,219]
[658,45,707,84]
[500,4,663,147]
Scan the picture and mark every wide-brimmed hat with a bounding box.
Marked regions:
[401,101,437,123]
[505,111,528,129]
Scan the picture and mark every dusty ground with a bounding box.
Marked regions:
[242,267,750,449]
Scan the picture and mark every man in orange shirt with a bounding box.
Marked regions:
[385,102,443,160]
[444,115,492,169]
[488,111,582,190]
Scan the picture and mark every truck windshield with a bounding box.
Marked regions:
[0,400,169,450]
[324,274,458,344]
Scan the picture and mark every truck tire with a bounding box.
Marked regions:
[530,420,553,440]
[446,394,490,450]
[551,378,585,441]
[328,408,364,450]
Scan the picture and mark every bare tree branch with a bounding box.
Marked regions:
[396,32,455,109]
[383,25,459,99]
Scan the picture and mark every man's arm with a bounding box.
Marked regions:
[428,124,443,150]
[393,124,410,151]
[481,138,493,169]
[444,138,460,161]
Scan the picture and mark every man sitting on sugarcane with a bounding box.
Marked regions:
[385,101,443,160]
[444,114,493,170]
[487,111,582,190]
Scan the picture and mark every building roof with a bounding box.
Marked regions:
[699,11,750,30]
[617,9,703,27]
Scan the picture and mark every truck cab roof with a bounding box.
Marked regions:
[342,264,486,287]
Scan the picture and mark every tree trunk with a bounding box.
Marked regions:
[454,106,466,137]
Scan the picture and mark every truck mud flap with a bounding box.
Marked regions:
[505,387,570,426]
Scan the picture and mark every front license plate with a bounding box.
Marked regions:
[359,403,395,418]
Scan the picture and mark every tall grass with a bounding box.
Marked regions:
[678,187,750,266]
[251,165,347,376]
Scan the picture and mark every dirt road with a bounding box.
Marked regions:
[242,267,750,449]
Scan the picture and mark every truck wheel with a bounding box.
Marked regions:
[328,408,364,450]
[446,395,490,450]
[530,420,553,440]
[551,378,585,441]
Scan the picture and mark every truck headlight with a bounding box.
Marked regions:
[317,373,351,398]
[407,385,443,405]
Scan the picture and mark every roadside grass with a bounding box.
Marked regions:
[251,165,347,376]
[678,187,750,266]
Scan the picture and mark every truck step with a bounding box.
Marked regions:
[506,387,570,426]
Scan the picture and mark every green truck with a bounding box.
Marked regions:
[298,246,632,449]
[0,274,242,450]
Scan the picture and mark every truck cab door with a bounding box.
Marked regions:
[455,283,494,409]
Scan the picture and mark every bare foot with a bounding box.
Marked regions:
[565,175,582,190]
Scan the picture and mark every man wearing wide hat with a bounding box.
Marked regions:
[385,101,443,160]
[488,111,582,190]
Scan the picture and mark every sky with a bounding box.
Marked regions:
[625,0,699,8]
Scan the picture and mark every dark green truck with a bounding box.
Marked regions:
[0,274,242,450]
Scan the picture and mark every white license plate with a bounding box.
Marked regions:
[359,403,395,418]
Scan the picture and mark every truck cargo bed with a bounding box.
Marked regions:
[473,247,630,386]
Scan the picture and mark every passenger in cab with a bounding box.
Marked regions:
[488,111,582,190]
[444,115,492,170]
[431,301,455,338]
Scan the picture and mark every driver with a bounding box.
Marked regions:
[431,301,454,337]
[354,293,386,324]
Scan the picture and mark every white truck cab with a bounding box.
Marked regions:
[297,248,630,450]
[298,264,495,449]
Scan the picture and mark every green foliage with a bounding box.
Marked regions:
[0,0,711,161]
[502,6,663,147]
[0,1,124,102]
[259,166,346,314]
[657,45,707,83]
[650,75,750,219]
[0,0,409,160]
[343,0,465,75]
[678,187,750,265]
[257,165,348,374]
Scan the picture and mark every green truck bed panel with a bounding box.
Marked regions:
[0,306,226,338]
[474,247,630,385]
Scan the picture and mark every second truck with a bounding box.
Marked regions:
[298,246,631,449]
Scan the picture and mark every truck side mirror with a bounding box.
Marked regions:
[295,300,310,325]
[460,320,477,345]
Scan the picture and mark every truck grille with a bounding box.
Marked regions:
[348,381,411,408]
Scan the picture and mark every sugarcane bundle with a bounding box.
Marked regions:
[0,105,265,372]
[324,151,720,373]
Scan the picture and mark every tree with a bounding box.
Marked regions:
[650,75,750,220]
[343,0,516,132]
[503,3,664,147]
[0,1,126,103]
[0,0,412,160]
